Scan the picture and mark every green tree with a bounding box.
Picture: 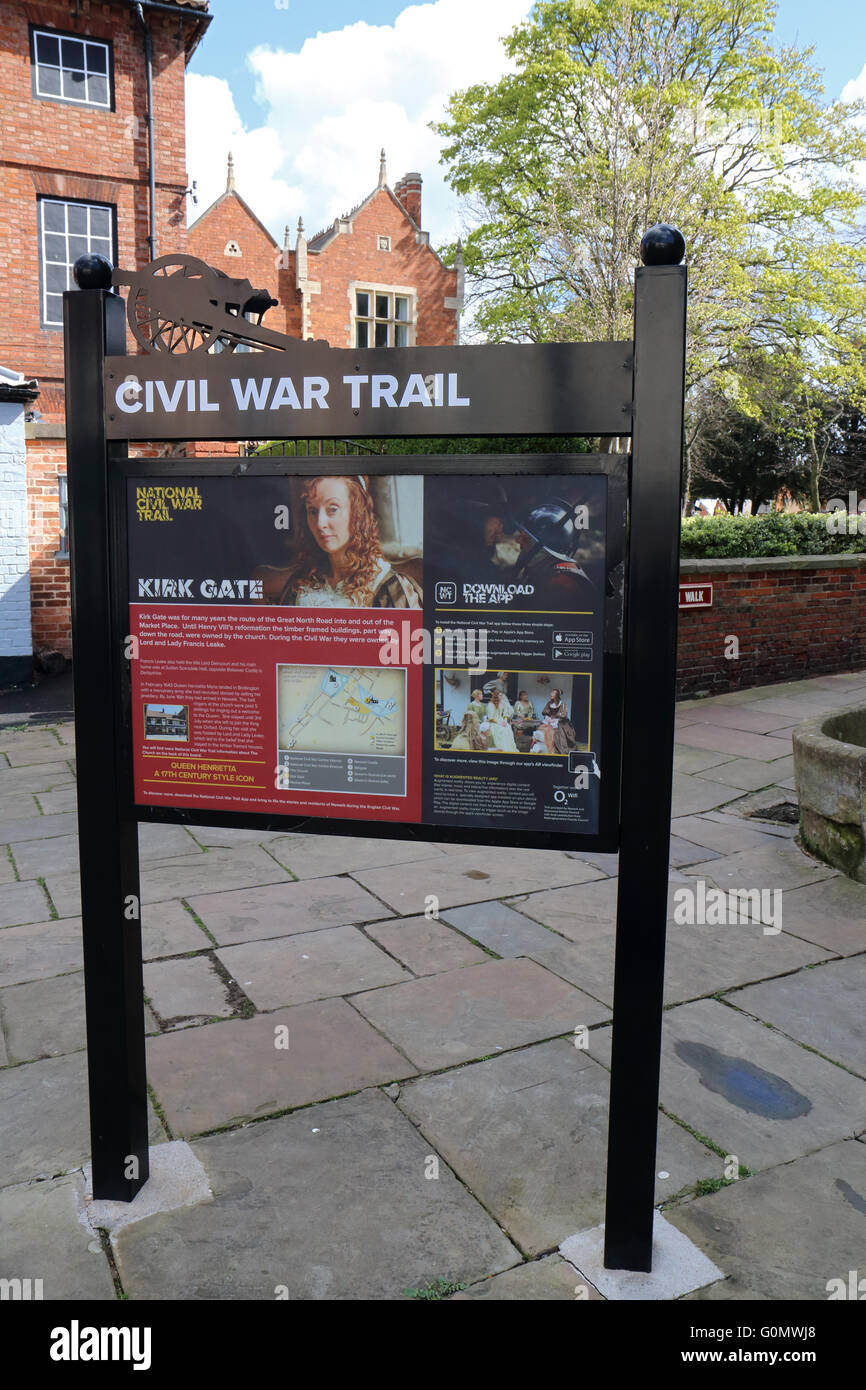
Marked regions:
[687,351,798,512]
[435,0,866,499]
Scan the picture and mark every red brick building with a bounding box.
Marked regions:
[187,149,462,351]
[1,1,462,668]
[0,0,210,663]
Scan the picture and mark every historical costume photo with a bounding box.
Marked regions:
[486,689,518,753]
[258,475,422,609]
[449,708,491,752]
[541,689,579,754]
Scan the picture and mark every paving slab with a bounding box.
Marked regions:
[749,695,843,719]
[452,1254,603,1300]
[400,1039,718,1256]
[141,899,212,959]
[769,875,866,955]
[696,757,791,792]
[45,845,295,917]
[670,773,743,816]
[514,876,620,938]
[674,725,791,761]
[10,832,80,879]
[669,835,722,867]
[730,957,866,1077]
[645,1000,866,1169]
[146,998,416,1136]
[0,879,54,928]
[660,916,828,1005]
[361,915,491,975]
[0,763,75,795]
[35,786,77,815]
[143,957,234,1026]
[673,747,737,774]
[350,846,605,915]
[0,1052,164,1187]
[350,958,609,1071]
[0,851,16,885]
[2,740,73,766]
[185,825,286,847]
[667,1139,866,1300]
[0,812,76,844]
[0,1174,116,1300]
[0,917,83,988]
[0,793,43,824]
[267,833,447,879]
[185,875,392,946]
[138,823,203,860]
[685,706,799,734]
[441,900,614,1002]
[683,841,836,895]
[0,971,88,1062]
[0,729,63,754]
[217,925,411,1010]
[670,814,781,856]
[114,1088,520,1300]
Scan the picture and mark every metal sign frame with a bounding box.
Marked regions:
[63,243,687,1275]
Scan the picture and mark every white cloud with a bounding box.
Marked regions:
[841,63,866,104]
[841,63,866,190]
[186,0,533,248]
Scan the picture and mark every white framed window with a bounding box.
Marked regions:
[31,27,112,109]
[354,289,413,348]
[38,198,114,328]
[377,235,391,252]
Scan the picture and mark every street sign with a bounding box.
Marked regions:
[679,582,713,608]
[64,237,687,1274]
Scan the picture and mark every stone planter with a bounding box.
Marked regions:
[793,705,866,882]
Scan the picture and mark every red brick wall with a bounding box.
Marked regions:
[2,0,194,656]
[676,561,866,697]
[1,0,191,410]
[309,190,458,347]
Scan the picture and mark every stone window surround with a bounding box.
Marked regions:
[348,281,417,350]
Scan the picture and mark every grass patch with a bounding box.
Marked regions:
[37,876,59,918]
[404,1276,468,1300]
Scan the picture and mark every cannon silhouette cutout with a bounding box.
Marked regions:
[112,254,307,355]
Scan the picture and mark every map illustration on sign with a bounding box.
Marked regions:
[277,665,405,757]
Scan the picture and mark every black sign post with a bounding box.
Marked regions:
[64,233,686,1271]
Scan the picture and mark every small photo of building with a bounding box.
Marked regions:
[143,703,189,742]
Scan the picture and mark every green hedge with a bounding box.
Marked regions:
[680,512,866,558]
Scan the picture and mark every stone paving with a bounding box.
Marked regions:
[0,670,865,1300]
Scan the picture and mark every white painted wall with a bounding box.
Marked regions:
[0,397,33,666]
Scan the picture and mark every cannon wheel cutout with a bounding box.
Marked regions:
[126,254,223,354]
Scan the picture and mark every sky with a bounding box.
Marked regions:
[184,1,866,251]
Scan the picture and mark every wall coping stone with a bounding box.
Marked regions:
[680,553,866,574]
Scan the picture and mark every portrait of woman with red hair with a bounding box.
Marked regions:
[263,475,422,609]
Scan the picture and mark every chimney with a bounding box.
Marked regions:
[395,171,422,227]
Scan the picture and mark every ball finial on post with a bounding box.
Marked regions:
[639,225,685,266]
[73,253,114,289]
